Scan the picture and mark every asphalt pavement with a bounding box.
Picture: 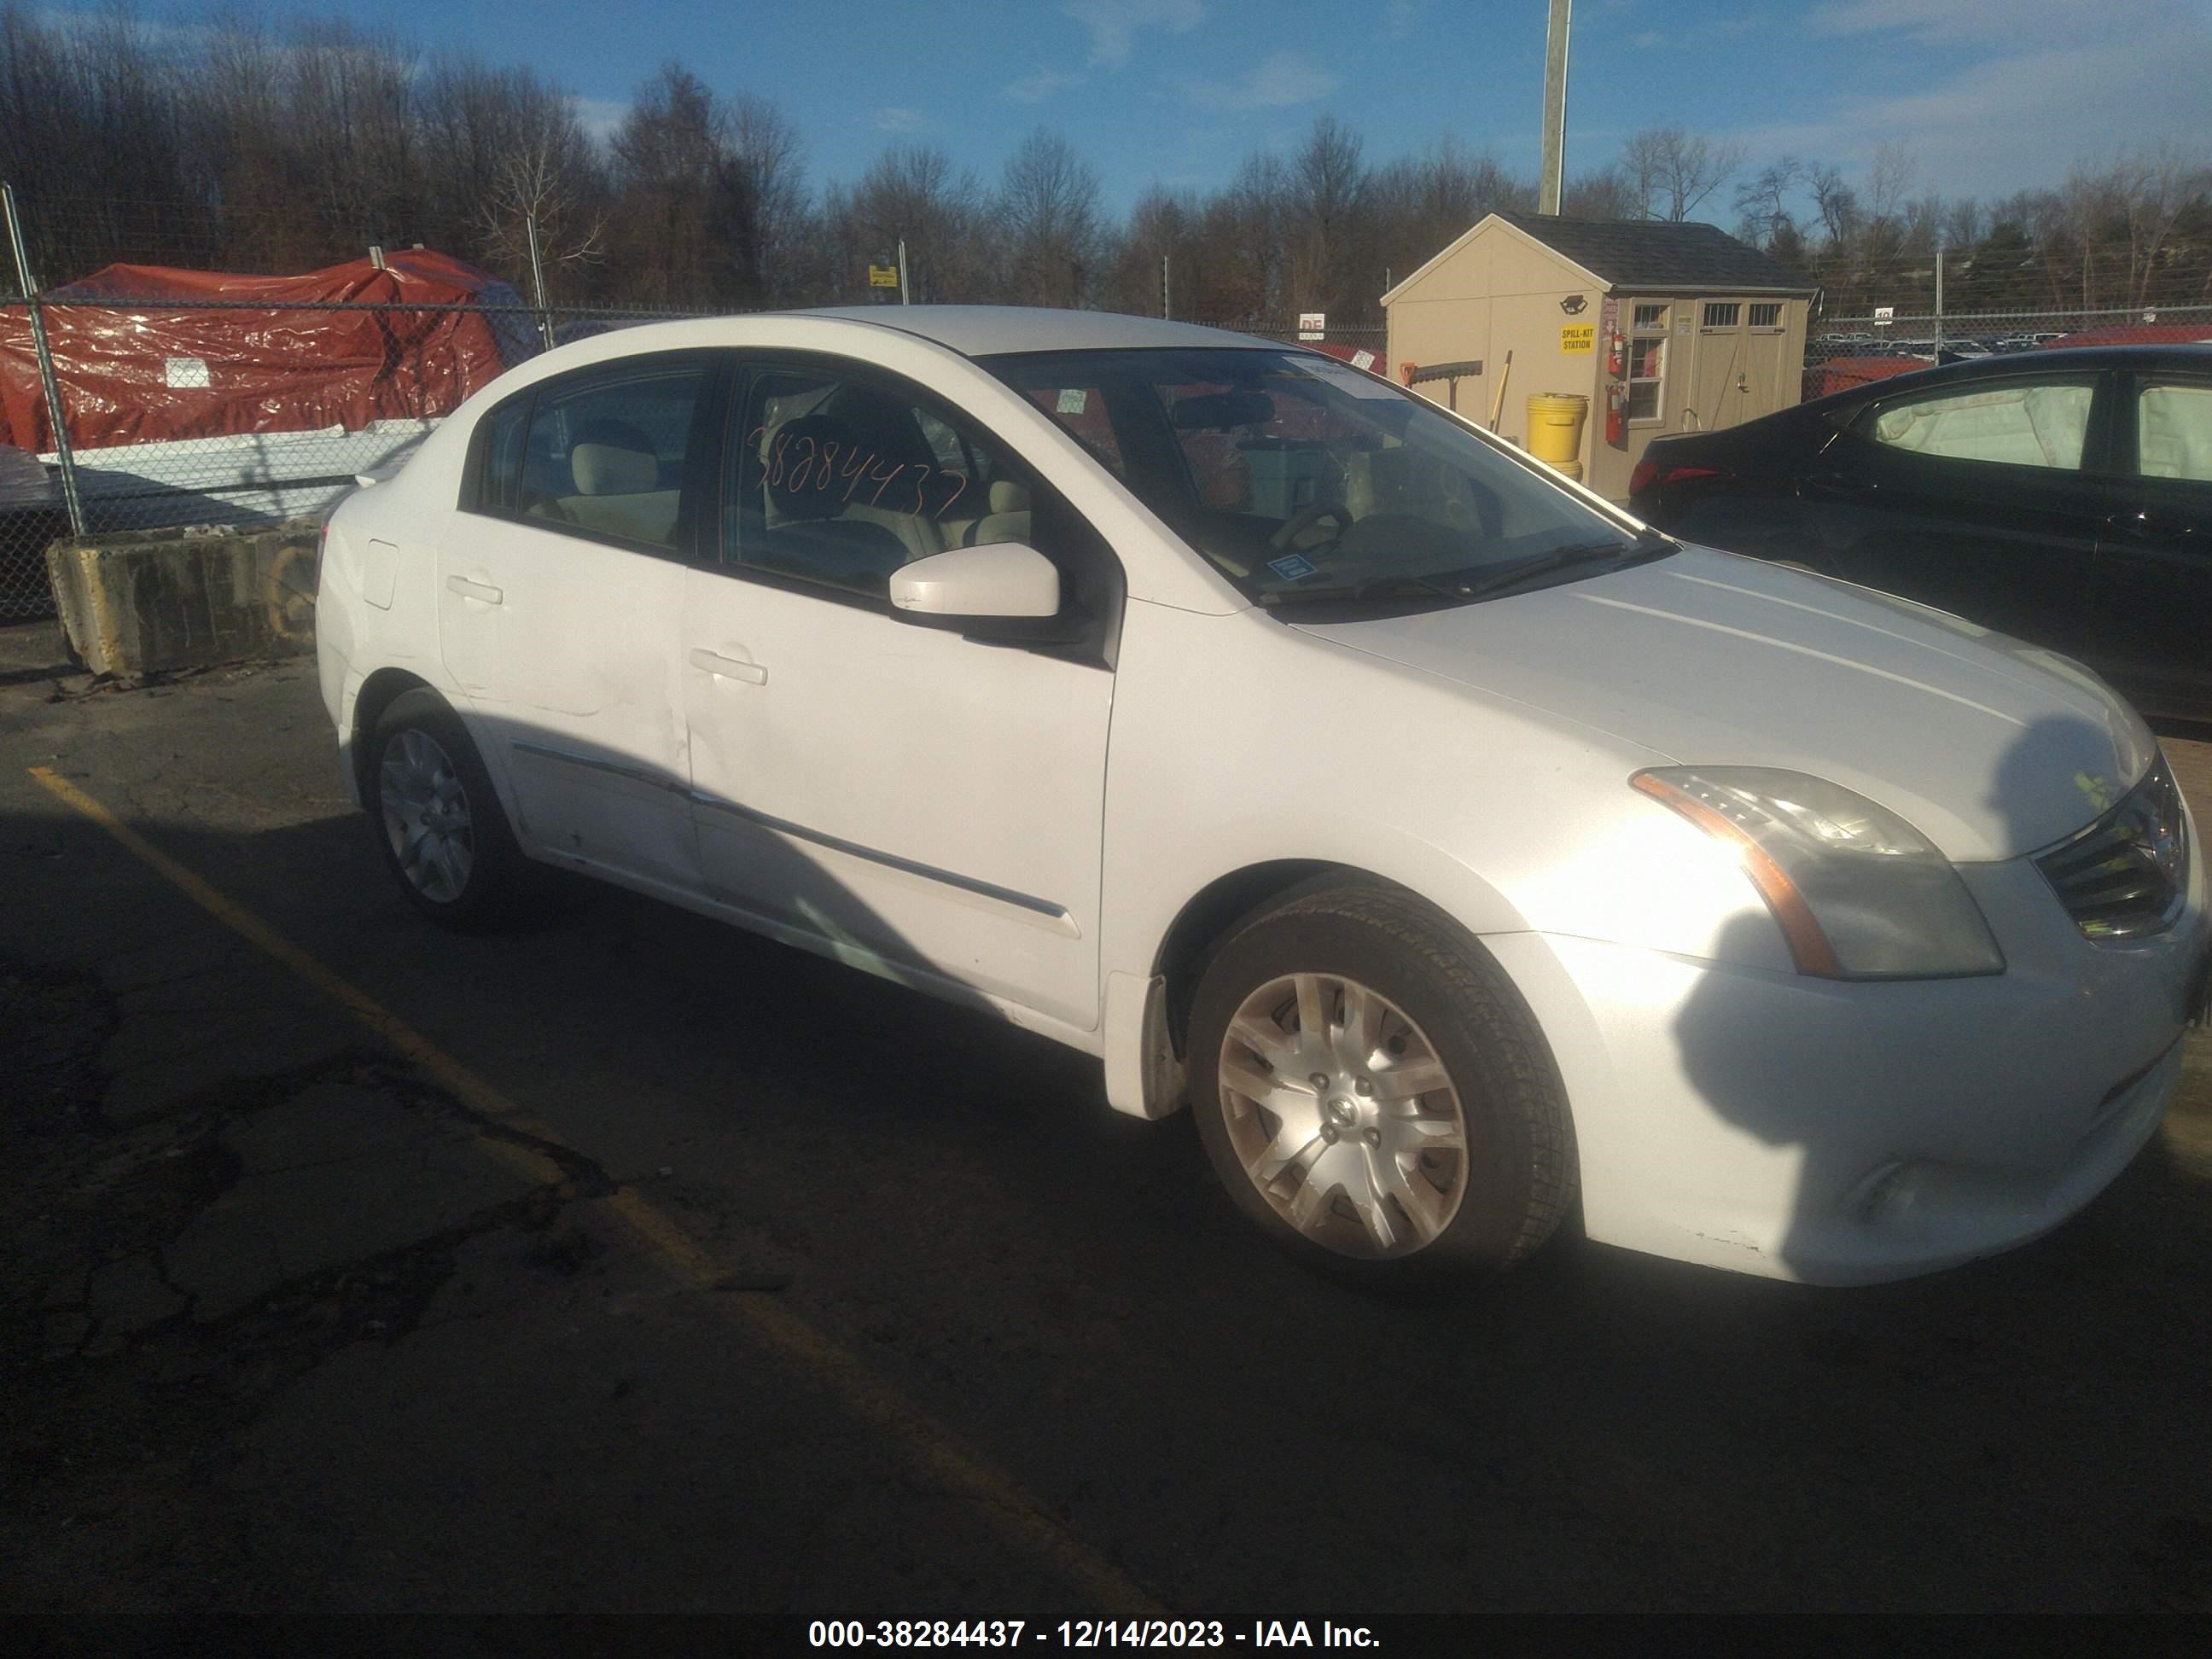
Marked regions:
[4,623,2211,1615]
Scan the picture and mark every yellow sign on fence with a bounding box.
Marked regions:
[1560,324,1596,353]
[868,265,899,289]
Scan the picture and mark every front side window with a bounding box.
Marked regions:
[985,346,1654,612]
[1703,301,1741,329]
[1628,305,1668,422]
[2136,380,2212,481]
[727,365,1045,601]
[1862,378,2094,470]
[1749,303,1783,329]
[513,360,707,552]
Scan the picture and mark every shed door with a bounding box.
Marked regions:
[1686,299,1749,432]
[1739,301,1792,419]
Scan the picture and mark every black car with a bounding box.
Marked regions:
[1630,345,2212,719]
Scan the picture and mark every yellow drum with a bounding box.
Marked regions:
[1525,393,1589,472]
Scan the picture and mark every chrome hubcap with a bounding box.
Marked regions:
[1218,972,1468,1259]
[378,729,474,904]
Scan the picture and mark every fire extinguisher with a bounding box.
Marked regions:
[1606,327,1626,380]
[1606,380,1627,445]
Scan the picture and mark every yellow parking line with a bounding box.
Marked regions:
[28,765,1165,1618]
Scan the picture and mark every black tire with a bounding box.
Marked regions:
[366,688,532,930]
[1187,879,1576,1287]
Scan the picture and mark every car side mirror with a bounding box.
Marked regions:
[889,543,1063,636]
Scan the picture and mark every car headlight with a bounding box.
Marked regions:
[1632,767,2004,980]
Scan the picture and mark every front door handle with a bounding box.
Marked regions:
[688,647,768,685]
[445,574,503,604]
[1804,470,1870,498]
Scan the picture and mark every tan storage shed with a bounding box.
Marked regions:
[1382,212,1817,500]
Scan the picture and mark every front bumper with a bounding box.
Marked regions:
[1489,853,2209,1285]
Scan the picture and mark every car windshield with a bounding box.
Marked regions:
[982,346,1667,610]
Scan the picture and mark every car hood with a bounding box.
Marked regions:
[1290,545,2157,862]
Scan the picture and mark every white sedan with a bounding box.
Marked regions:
[314,307,2209,1287]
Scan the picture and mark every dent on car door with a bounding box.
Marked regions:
[680,357,1121,1029]
[2091,373,2212,717]
[436,352,725,893]
[1813,373,2104,654]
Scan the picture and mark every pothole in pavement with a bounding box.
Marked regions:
[2,951,619,1545]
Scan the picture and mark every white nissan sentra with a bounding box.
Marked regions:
[315,308,2210,1287]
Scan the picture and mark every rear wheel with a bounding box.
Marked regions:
[368,689,531,929]
[1187,881,1576,1286]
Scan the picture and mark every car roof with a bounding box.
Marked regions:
[1818,341,2212,406]
[793,306,1275,358]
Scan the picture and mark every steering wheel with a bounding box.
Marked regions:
[1269,501,1353,550]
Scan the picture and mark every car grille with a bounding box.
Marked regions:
[2035,762,2192,941]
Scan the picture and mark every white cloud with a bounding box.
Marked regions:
[571,97,628,143]
[1385,1,1421,39]
[1179,49,1338,112]
[1809,0,2184,41]
[1004,67,1086,103]
[1063,0,1204,69]
[1722,28,2212,201]
[1630,28,1663,47]
[875,108,927,133]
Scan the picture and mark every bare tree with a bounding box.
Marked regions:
[1621,127,1746,221]
[1282,115,1369,317]
[1108,183,1204,317]
[1733,155,1804,249]
[997,128,1105,306]
[1368,136,1531,300]
[1561,165,1639,221]
[829,143,990,303]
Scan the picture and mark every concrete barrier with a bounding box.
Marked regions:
[46,517,318,678]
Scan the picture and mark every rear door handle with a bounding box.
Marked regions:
[688,647,768,685]
[2104,509,2194,544]
[445,574,503,604]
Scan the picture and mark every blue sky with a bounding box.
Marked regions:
[61,0,2212,215]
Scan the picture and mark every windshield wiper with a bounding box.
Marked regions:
[1259,570,1469,607]
[1458,527,1674,600]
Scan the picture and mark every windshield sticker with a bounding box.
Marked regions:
[1056,387,1088,415]
[1266,552,1319,581]
[1296,359,1398,399]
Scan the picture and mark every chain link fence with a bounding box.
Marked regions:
[1802,303,2212,400]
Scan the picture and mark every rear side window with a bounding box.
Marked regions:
[517,363,707,552]
[1861,379,2094,471]
[2137,381,2212,482]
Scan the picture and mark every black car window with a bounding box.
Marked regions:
[1859,378,2095,471]
[514,361,709,553]
[2136,381,2212,482]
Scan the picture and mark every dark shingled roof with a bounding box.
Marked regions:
[1495,212,1816,294]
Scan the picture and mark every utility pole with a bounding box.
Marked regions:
[1161,253,1170,320]
[898,238,911,305]
[1538,0,1572,216]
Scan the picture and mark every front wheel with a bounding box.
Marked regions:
[1187,882,1576,1284]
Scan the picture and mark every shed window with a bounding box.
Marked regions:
[1749,302,1783,329]
[1628,305,1668,422]
[1702,301,1741,329]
